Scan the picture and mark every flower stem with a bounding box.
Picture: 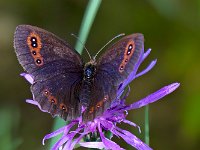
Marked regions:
[49,0,102,149]
[144,105,150,145]
[75,0,102,54]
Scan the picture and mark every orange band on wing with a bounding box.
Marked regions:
[27,32,44,66]
[119,40,135,73]
[60,103,68,112]
[89,95,109,114]
[43,89,58,105]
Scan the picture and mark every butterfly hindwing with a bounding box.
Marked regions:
[14,25,84,120]
[31,72,82,120]
[82,71,116,120]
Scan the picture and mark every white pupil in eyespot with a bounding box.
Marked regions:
[127,44,133,55]
[36,59,41,64]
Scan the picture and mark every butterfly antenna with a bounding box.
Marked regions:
[93,33,125,60]
[71,33,92,60]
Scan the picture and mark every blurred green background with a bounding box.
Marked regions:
[0,0,199,149]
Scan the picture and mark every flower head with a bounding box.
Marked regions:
[21,48,180,150]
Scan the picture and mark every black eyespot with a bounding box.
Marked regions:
[125,59,128,62]
[62,106,66,111]
[51,99,55,104]
[30,37,38,48]
[32,43,37,47]
[120,66,124,70]
[31,37,37,42]
[96,105,100,108]
[43,90,49,96]
[127,44,133,55]
[32,51,36,55]
[36,59,42,64]
[60,103,67,112]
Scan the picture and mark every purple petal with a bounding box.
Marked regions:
[123,119,141,133]
[135,59,157,78]
[42,126,66,145]
[114,127,152,150]
[85,121,97,132]
[44,122,79,149]
[67,134,85,150]
[20,73,34,84]
[63,133,77,150]
[63,121,78,135]
[52,134,71,150]
[127,82,180,110]
[98,123,124,150]
[26,99,48,113]
[43,121,77,145]
[100,119,114,130]
[142,48,151,61]
[52,127,81,150]
[62,127,83,150]
[79,142,105,149]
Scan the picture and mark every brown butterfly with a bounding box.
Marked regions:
[14,25,144,121]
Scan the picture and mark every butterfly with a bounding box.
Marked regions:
[14,25,144,121]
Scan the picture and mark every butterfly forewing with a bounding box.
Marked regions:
[14,25,84,120]
[97,33,144,83]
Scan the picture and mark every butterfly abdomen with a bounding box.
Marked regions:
[79,79,93,106]
[79,63,97,105]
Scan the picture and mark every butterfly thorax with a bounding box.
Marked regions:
[83,60,97,79]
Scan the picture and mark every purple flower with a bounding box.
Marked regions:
[21,48,180,150]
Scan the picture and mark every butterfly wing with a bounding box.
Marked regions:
[97,33,144,85]
[83,34,144,120]
[14,25,83,120]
